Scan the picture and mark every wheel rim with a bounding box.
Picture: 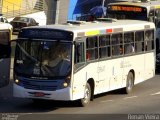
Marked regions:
[127,75,133,90]
[83,87,90,103]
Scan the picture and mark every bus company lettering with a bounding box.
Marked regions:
[97,66,105,73]
[120,61,131,68]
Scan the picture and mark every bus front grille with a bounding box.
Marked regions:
[20,79,60,91]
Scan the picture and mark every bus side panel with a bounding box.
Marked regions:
[123,54,145,86]
[98,60,110,93]
[104,58,124,92]
[0,58,10,87]
[72,62,98,100]
[144,52,155,80]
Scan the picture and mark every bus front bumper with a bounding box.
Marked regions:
[13,83,73,101]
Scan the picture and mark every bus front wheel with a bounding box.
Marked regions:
[125,72,134,94]
[78,83,91,107]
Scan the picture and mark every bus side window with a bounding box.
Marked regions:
[99,35,111,58]
[124,32,134,54]
[145,30,154,51]
[86,36,98,61]
[111,33,122,56]
[135,31,144,53]
[75,42,85,64]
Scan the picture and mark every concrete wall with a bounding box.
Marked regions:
[58,0,69,24]
[44,0,69,24]
[44,0,57,24]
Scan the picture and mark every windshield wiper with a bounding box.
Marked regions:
[17,43,39,63]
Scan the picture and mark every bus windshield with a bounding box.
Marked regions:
[14,40,72,78]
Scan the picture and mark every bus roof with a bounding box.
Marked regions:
[108,0,160,8]
[22,20,155,38]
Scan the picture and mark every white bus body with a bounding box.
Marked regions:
[13,20,155,106]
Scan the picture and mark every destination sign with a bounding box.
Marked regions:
[110,5,143,12]
[19,28,73,41]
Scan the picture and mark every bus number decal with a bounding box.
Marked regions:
[16,60,23,64]
[97,66,105,73]
[120,61,132,68]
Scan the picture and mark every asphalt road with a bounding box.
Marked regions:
[0,73,160,120]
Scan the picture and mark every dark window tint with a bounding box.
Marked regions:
[86,36,98,61]
[75,42,85,63]
[13,17,29,22]
[135,31,144,52]
[124,32,135,54]
[111,33,123,56]
[99,35,111,58]
[145,30,154,51]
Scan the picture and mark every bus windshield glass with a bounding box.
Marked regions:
[14,40,72,78]
[107,5,147,21]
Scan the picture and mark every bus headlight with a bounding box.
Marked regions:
[14,75,21,85]
[15,79,20,84]
[63,75,71,88]
[63,82,68,87]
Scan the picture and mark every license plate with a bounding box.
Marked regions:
[34,92,45,97]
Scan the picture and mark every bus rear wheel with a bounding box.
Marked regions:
[78,83,91,107]
[125,72,134,94]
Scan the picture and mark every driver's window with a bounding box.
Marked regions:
[75,42,85,64]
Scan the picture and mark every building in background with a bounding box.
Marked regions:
[68,0,130,20]
[0,0,131,24]
[0,0,69,24]
[44,0,69,24]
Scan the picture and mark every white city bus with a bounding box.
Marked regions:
[0,22,12,88]
[13,20,155,106]
[107,0,160,52]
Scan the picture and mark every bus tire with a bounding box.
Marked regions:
[78,83,91,107]
[125,72,134,94]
